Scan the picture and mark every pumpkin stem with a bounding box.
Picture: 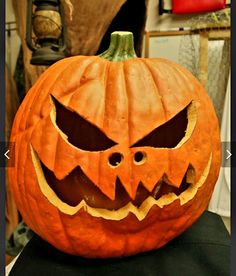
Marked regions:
[99,31,137,62]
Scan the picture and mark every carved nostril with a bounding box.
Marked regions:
[108,152,123,167]
[134,151,147,165]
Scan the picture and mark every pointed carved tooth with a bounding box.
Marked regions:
[132,165,166,192]
[118,174,136,200]
[139,171,165,192]
[190,153,211,184]
[130,147,168,193]
[80,153,117,201]
[97,174,117,201]
[162,173,173,186]
[167,161,190,187]
[186,167,195,184]
[152,180,163,199]
[167,148,190,187]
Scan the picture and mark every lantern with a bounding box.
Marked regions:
[26,0,66,65]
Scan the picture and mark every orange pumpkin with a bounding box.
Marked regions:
[8,31,221,258]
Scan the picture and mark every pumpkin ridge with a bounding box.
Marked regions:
[66,59,108,133]
[36,57,96,135]
[25,193,47,241]
[11,63,52,135]
[160,62,189,109]
[120,61,133,197]
[51,57,98,105]
[142,59,193,118]
[122,62,131,150]
[51,57,99,106]
[167,60,202,94]
[30,192,65,251]
[16,142,35,229]
[157,60,191,103]
[98,59,115,199]
[57,210,78,254]
[139,59,171,184]
[140,59,167,121]
[32,113,61,175]
[20,58,86,139]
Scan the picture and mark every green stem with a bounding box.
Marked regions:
[99,31,137,62]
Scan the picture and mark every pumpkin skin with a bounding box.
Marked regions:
[8,32,221,258]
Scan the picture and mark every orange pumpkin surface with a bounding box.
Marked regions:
[8,32,221,258]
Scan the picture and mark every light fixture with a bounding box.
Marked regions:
[26,0,66,65]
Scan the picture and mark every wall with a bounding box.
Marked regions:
[6,0,231,72]
[5,0,21,75]
[146,0,231,31]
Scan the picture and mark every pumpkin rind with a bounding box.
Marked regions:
[8,32,221,258]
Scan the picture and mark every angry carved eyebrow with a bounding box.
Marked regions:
[51,95,117,151]
[131,103,192,148]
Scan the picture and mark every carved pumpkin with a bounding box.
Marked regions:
[8,32,221,258]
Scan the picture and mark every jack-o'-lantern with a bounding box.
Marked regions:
[8,31,221,258]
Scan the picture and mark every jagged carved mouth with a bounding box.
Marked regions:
[31,146,212,220]
[41,160,194,210]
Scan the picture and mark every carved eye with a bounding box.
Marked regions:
[131,103,196,148]
[52,96,117,151]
